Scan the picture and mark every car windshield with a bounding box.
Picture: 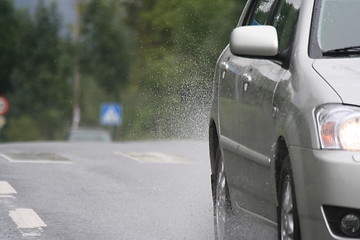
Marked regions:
[316,0,360,52]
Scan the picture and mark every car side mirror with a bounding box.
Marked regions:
[230,25,279,57]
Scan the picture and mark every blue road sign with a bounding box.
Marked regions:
[100,103,122,126]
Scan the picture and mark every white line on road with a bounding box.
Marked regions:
[115,151,194,164]
[0,182,47,237]
[9,208,46,237]
[0,152,73,164]
[0,195,16,198]
[0,181,17,195]
[9,208,47,228]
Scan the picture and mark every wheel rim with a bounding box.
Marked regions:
[215,158,227,239]
[281,175,294,240]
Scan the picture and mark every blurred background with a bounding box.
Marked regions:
[0,0,244,142]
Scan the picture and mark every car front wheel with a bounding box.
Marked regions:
[213,145,232,240]
[278,157,301,240]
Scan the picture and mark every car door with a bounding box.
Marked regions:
[220,0,302,222]
[218,0,277,220]
[218,48,252,140]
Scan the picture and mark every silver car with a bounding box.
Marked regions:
[209,0,360,239]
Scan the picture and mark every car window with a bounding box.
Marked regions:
[244,0,276,26]
[271,0,301,52]
[317,0,360,52]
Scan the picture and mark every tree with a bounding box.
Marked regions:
[121,0,245,139]
[81,0,131,101]
[0,0,20,94]
[2,1,73,141]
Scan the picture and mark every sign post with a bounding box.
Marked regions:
[100,103,122,140]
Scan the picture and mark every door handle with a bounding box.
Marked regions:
[243,73,252,92]
[221,62,229,70]
[243,73,252,82]
[221,62,229,79]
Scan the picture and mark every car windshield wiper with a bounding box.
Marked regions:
[323,45,360,56]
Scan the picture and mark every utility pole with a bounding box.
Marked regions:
[72,0,81,130]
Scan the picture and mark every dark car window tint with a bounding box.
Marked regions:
[271,0,301,51]
[245,0,276,26]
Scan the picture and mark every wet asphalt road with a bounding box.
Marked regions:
[0,140,215,240]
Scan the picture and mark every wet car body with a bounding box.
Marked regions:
[209,0,360,239]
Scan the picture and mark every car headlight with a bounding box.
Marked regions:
[316,105,360,151]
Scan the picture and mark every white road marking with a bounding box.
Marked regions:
[115,151,194,164]
[9,208,46,237]
[0,183,47,236]
[9,208,46,228]
[0,181,17,194]
[0,153,73,164]
[0,153,13,162]
[0,195,16,198]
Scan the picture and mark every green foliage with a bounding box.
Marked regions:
[121,0,245,139]
[12,1,72,140]
[0,0,20,94]
[81,0,131,100]
[1,0,73,142]
[0,0,246,142]
[3,116,43,142]
[76,0,133,132]
[80,76,107,126]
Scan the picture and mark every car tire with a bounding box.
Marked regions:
[278,157,301,240]
[212,145,232,240]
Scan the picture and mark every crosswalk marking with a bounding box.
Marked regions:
[0,152,73,164]
[0,182,47,237]
[0,181,17,195]
[9,208,46,237]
